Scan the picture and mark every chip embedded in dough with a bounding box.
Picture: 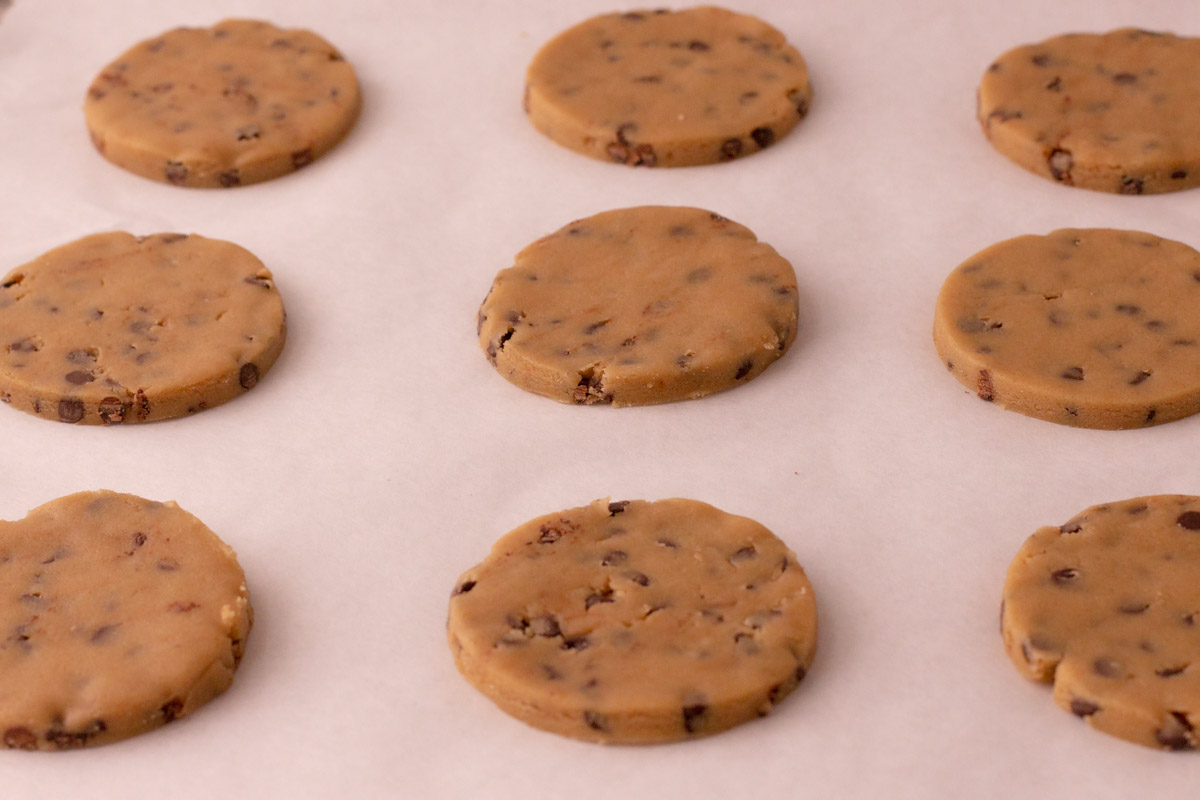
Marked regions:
[447,498,818,744]
[932,228,1200,429]
[1001,495,1200,751]
[84,18,361,188]
[0,231,286,424]
[525,6,811,166]
[478,206,799,406]
[978,28,1200,194]
[0,491,252,750]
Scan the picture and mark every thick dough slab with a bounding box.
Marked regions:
[932,228,1200,428]
[84,18,360,188]
[478,206,798,406]
[0,491,251,750]
[1002,495,1200,750]
[447,498,817,743]
[0,232,286,424]
[978,28,1200,194]
[525,7,811,167]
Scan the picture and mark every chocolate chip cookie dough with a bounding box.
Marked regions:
[525,7,811,167]
[978,28,1200,194]
[447,498,817,743]
[1002,496,1200,751]
[478,206,799,406]
[0,491,252,750]
[84,18,360,187]
[932,228,1200,429]
[0,231,286,424]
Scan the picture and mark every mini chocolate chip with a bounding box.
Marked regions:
[977,369,994,402]
[731,546,757,562]
[235,124,260,141]
[2,727,36,750]
[530,616,560,637]
[583,711,608,731]
[1120,176,1144,195]
[542,664,562,681]
[98,397,128,425]
[538,525,563,544]
[161,698,184,722]
[607,500,630,516]
[626,571,651,586]
[1177,511,1200,530]
[452,580,476,596]
[601,550,628,566]
[584,320,609,334]
[132,532,147,547]
[687,40,710,51]
[751,127,775,148]
[1051,568,1078,584]
[1070,698,1100,717]
[734,359,754,380]
[1157,665,1188,678]
[57,399,84,423]
[682,704,707,733]
[1172,170,1189,180]
[1115,303,1140,315]
[292,148,314,169]
[164,161,188,185]
[239,363,259,389]
[1155,712,1195,750]
[1130,370,1152,385]
[720,138,743,159]
[1147,408,1157,423]
[1031,54,1050,66]
[90,624,118,644]
[585,588,614,609]
[1112,72,1138,84]
[1093,658,1122,678]
[156,558,179,571]
[1060,366,1084,381]
[1119,602,1150,614]
[65,370,94,385]
[562,636,590,651]
[657,538,677,549]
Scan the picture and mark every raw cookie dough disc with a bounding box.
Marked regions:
[478,206,799,406]
[84,18,361,188]
[447,498,817,743]
[525,7,811,167]
[0,231,286,424]
[932,228,1200,429]
[0,491,252,750]
[1002,495,1200,750]
[978,28,1200,194]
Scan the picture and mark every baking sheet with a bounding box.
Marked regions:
[2,0,1200,796]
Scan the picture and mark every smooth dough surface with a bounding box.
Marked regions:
[447,498,817,744]
[0,491,251,750]
[978,28,1200,194]
[84,18,361,187]
[478,206,798,407]
[932,228,1200,429]
[1002,495,1200,751]
[0,231,286,424]
[525,6,811,167]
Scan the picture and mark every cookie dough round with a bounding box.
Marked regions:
[978,28,1200,194]
[0,491,252,750]
[525,7,811,167]
[932,228,1200,429]
[0,231,286,424]
[447,498,817,744]
[478,206,799,406]
[84,18,361,188]
[1002,495,1200,751]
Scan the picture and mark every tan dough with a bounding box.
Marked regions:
[0,231,286,424]
[932,228,1200,429]
[0,491,251,750]
[1002,495,1200,751]
[447,498,817,743]
[84,18,361,187]
[525,6,811,167]
[478,206,799,407]
[978,28,1200,194]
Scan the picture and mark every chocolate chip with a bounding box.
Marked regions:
[132,532,147,547]
[164,161,189,185]
[235,124,260,141]
[89,624,118,644]
[731,546,757,562]
[538,525,563,544]
[1115,303,1140,315]
[682,704,707,733]
[1051,568,1078,584]
[1119,602,1149,614]
[160,698,184,722]
[65,370,94,385]
[292,148,314,169]
[687,40,710,51]
[977,369,994,402]
[1177,511,1200,530]
[57,399,84,423]
[1172,170,1189,180]
[1060,366,1084,381]
[1129,370,1152,385]
[626,571,651,586]
[720,138,743,160]
[98,397,128,425]
[585,588,614,609]
[541,664,562,681]
[530,616,560,637]
[1155,712,1195,750]
[452,580,476,596]
[239,363,259,389]
[1112,72,1138,85]
[601,550,628,566]
[734,359,754,380]
[562,636,590,651]
[2,727,36,750]
[8,337,37,353]
[1069,698,1099,717]
[750,127,775,149]
[1045,76,1062,91]
[1157,665,1188,678]
[583,711,608,731]
[583,320,610,334]
[218,169,241,188]
[156,558,179,571]
[1031,54,1050,67]
[1120,176,1144,195]
[1093,658,1122,678]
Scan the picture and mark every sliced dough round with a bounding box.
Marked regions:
[84,18,360,188]
[525,7,811,167]
[447,498,817,744]
[0,231,286,424]
[933,228,1200,428]
[0,491,251,750]
[478,206,799,407]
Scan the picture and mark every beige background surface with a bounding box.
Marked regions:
[1,0,1199,796]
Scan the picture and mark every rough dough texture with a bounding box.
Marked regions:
[1002,495,1200,751]
[0,491,252,750]
[932,228,1200,429]
[447,498,817,744]
[0,231,286,424]
[525,6,811,167]
[978,28,1200,194]
[478,206,798,407]
[84,18,361,188]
